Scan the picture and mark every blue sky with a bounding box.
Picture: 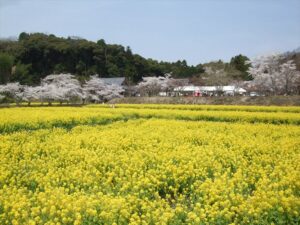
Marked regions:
[0,0,299,65]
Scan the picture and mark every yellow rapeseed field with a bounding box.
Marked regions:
[0,105,299,224]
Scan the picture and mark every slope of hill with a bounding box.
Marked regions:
[0,33,204,85]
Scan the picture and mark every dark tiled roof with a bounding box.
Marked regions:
[100,77,125,86]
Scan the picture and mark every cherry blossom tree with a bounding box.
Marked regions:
[22,86,43,105]
[41,74,83,104]
[99,84,124,101]
[247,53,284,94]
[0,82,24,105]
[38,84,61,105]
[0,74,125,105]
[279,60,300,95]
[83,76,124,103]
[136,74,173,96]
[247,53,300,95]
[82,76,105,102]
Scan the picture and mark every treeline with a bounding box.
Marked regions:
[0,33,205,85]
[0,32,254,86]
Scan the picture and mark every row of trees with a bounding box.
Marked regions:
[1,53,299,105]
[0,33,205,85]
[0,73,180,104]
[0,74,124,105]
[1,33,298,96]
[247,53,300,95]
[0,33,253,86]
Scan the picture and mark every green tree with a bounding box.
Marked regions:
[124,65,140,83]
[107,63,120,77]
[53,64,65,74]
[18,32,30,41]
[76,60,87,75]
[0,53,14,84]
[230,54,251,80]
[11,63,32,85]
[0,32,209,84]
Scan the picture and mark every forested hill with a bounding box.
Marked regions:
[0,32,205,85]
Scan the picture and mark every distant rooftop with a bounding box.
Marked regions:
[100,77,125,86]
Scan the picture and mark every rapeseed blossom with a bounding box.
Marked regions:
[0,105,299,224]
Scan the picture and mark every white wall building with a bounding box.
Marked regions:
[173,86,247,96]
